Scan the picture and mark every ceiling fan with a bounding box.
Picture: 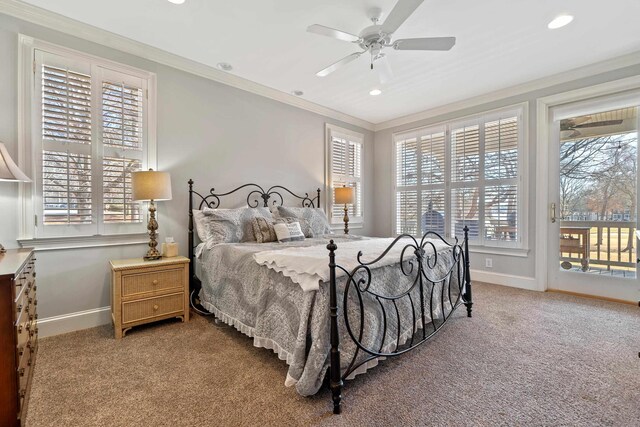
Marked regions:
[307,0,456,83]
[560,118,624,139]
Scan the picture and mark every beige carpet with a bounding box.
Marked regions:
[26,283,640,427]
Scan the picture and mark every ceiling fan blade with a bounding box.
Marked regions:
[375,54,394,84]
[393,37,456,51]
[307,24,360,42]
[574,120,624,129]
[381,0,424,35]
[316,52,363,77]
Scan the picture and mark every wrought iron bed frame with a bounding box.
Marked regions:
[187,180,473,415]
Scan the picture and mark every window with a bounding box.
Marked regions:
[394,106,525,247]
[29,46,155,238]
[326,124,364,227]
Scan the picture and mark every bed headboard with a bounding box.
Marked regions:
[187,179,321,293]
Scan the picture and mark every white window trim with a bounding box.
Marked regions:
[325,123,365,230]
[391,102,529,253]
[17,35,157,246]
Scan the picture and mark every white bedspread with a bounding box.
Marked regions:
[253,237,449,292]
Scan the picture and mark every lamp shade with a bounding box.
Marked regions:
[132,170,172,201]
[0,142,31,182]
[334,186,354,204]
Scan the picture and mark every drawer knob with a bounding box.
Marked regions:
[18,346,24,356]
[18,325,23,333]
[19,389,26,399]
[152,280,158,285]
[33,272,37,278]
[18,368,25,377]
[17,304,22,313]
[26,323,31,330]
[28,358,32,366]
[34,300,38,306]
[153,304,159,311]
[34,285,37,291]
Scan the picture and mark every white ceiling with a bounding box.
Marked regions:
[19,0,640,124]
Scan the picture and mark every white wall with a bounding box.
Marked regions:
[0,13,373,335]
[373,63,640,280]
[2,10,640,336]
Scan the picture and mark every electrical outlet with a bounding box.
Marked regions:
[485,258,493,268]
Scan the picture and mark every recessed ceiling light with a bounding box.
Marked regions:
[168,0,185,4]
[216,62,233,71]
[548,14,573,29]
[292,90,304,96]
[369,89,382,96]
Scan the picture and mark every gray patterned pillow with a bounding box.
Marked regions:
[276,207,333,237]
[203,207,272,243]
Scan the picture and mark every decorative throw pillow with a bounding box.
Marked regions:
[203,207,272,243]
[273,221,305,243]
[276,206,333,237]
[252,217,277,243]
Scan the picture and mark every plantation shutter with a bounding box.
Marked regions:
[100,70,145,229]
[39,54,94,230]
[450,124,480,240]
[34,49,150,238]
[395,128,446,236]
[394,109,522,246]
[329,129,363,225]
[483,116,519,243]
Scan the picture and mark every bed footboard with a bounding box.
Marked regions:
[327,227,472,415]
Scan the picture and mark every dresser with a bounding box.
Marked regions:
[0,248,37,427]
[110,256,189,339]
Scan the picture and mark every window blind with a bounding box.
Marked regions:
[103,157,142,223]
[329,130,363,224]
[34,49,151,237]
[42,65,92,144]
[102,81,143,150]
[42,150,92,224]
[394,109,522,247]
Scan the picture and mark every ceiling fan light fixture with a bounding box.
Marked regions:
[167,0,185,4]
[548,14,574,29]
[369,89,382,96]
[292,90,304,96]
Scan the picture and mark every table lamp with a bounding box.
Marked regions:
[0,142,31,254]
[132,169,172,260]
[334,186,354,235]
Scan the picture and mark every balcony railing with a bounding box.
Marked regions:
[559,220,636,273]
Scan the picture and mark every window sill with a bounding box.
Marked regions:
[18,233,149,251]
[468,245,530,258]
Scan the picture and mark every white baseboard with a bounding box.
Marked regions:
[38,306,111,338]
[470,269,540,291]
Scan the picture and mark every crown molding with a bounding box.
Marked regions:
[0,0,375,131]
[373,50,640,131]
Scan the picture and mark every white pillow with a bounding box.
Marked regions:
[273,221,305,243]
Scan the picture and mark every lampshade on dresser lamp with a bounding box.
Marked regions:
[334,186,354,235]
[132,169,172,260]
[0,142,31,254]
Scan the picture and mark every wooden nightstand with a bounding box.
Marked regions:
[110,256,189,339]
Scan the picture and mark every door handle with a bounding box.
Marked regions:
[550,203,557,223]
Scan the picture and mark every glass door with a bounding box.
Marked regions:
[548,95,640,301]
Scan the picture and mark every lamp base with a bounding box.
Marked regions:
[343,205,350,235]
[143,200,162,261]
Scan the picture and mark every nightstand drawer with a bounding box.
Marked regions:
[122,268,184,297]
[122,292,184,324]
